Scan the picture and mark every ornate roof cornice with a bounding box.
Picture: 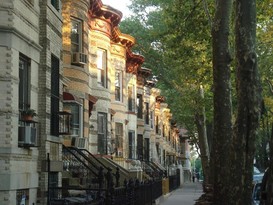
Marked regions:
[112,27,135,47]
[138,67,151,78]
[126,49,144,75]
[156,95,165,103]
[89,0,122,27]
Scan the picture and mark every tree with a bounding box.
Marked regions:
[121,0,264,204]
[229,0,261,204]
[121,0,213,185]
[210,0,233,203]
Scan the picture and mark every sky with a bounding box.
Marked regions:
[102,0,132,18]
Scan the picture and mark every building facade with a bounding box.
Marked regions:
[0,0,184,204]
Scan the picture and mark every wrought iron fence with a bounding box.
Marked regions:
[47,146,182,204]
[169,169,181,192]
[49,179,163,205]
[108,178,162,205]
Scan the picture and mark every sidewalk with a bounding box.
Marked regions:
[158,182,203,205]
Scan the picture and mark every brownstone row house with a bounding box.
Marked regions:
[0,0,191,204]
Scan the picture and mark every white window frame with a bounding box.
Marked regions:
[97,49,107,88]
[63,102,83,138]
[19,54,30,113]
[128,130,136,159]
[115,71,122,101]
[71,17,82,53]
[128,84,135,112]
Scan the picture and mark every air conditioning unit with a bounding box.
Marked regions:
[72,52,87,65]
[18,126,37,147]
[71,137,86,148]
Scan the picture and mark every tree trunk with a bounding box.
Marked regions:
[211,0,233,204]
[195,86,210,186]
[263,124,273,205]
[230,0,261,204]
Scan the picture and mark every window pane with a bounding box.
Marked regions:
[71,19,82,52]
[50,55,60,136]
[137,94,143,118]
[145,102,149,124]
[115,123,123,156]
[97,50,103,69]
[128,85,135,111]
[63,103,81,136]
[19,55,30,111]
[98,113,107,154]
[128,131,135,159]
[97,49,107,88]
[115,71,122,101]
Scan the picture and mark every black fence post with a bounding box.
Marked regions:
[105,168,114,205]
[98,166,104,197]
[115,167,120,187]
[47,153,50,205]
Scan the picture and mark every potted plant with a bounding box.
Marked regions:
[21,108,37,121]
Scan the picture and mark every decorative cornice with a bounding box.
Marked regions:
[90,18,111,37]
[138,67,151,78]
[112,27,135,47]
[145,80,156,87]
[126,49,144,75]
[89,0,122,27]
[156,96,165,103]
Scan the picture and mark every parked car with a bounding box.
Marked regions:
[252,182,261,205]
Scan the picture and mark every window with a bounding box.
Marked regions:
[150,111,154,128]
[115,71,122,101]
[25,0,34,5]
[128,131,135,159]
[71,18,82,53]
[115,123,123,157]
[137,134,143,160]
[98,112,107,154]
[97,49,107,88]
[155,116,159,134]
[144,138,150,162]
[19,54,30,112]
[63,102,83,137]
[51,0,60,10]
[16,189,29,205]
[128,85,135,112]
[137,94,143,119]
[144,102,149,124]
[49,172,59,199]
[50,55,60,136]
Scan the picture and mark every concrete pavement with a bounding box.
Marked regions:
[158,182,204,205]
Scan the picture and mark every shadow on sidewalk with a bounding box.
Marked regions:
[158,182,204,205]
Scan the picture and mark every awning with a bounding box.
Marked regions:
[63,92,75,101]
[88,94,98,104]
[63,92,81,103]
[109,108,116,115]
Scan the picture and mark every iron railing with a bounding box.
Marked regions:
[48,146,181,205]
